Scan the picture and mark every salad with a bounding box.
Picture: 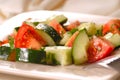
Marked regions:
[0,15,120,66]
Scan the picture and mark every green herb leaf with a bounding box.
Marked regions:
[8,36,14,49]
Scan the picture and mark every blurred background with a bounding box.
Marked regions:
[0,0,120,24]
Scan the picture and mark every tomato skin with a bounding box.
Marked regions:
[49,19,66,36]
[102,19,120,35]
[65,31,79,47]
[87,37,114,63]
[15,23,46,50]
[65,20,80,31]
[0,39,9,46]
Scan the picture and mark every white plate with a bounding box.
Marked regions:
[0,10,119,80]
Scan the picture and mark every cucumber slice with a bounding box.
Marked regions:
[14,27,20,32]
[95,24,103,36]
[47,15,68,24]
[0,46,11,60]
[45,46,72,66]
[26,21,47,27]
[72,29,89,65]
[104,33,120,47]
[36,24,61,45]
[16,48,46,64]
[78,22,97,36]
[59,32,72,45]
[104,32,113,39]
[26,15,68,27]
[36,29,56,46]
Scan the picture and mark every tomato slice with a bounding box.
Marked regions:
[0,39,9,46]
[102,19,120,35]
[65,20,80,31]
[15,23,46,50]
[49,19,66,36]
[65,31,79,47]
[87,36,114,63]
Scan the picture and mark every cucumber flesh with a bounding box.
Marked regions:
[72,29,89,65]
[36,29,56,46]
[47,15,68,24]
[59,32,72,45]
[0,46,11,60]
[78,22,97,36]
[16,48,46,64]
[95,24,103,36]
[104,33,120,47]
[36,24,61,45]
[45,46,72,66]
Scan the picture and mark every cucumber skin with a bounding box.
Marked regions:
[72,29,89,65]
[59,32,72,45]
[36,29,56,46]
[46,15,68,24]
[45,46,72,66]
[0,46,11,60]
[53,15,68,24]
[104,33,120,47]
[78,22,99,36]
[36,24,62,45]
[109,34,120,47]
[16,48,46,64]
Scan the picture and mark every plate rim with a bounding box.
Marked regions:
[0,10,119,80]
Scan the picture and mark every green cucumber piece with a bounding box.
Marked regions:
[14,27,20,32]
[26,21,47,27]
[0,46,11,60]
[36,24,61,45]
[32,22,40,26]
[59,32,72,45]
[104,32,113,39]
[95,24,103,36]
[45,46,72,66]
[8,36,14,49]
[104,33,120,47]
[72,29,89,65]
[60,29,78,45]
[36,29,56,46]
[16,48,46,64]
[47,15,68,24]
[78,22,97,36]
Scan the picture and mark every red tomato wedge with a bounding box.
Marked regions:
[65,20,80,31]
[87,37,114,63]
[49,19,66,36]
[0,39,9,46]
[15,23,47,50]
[65,31,79,47]
[102,19,120,35]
